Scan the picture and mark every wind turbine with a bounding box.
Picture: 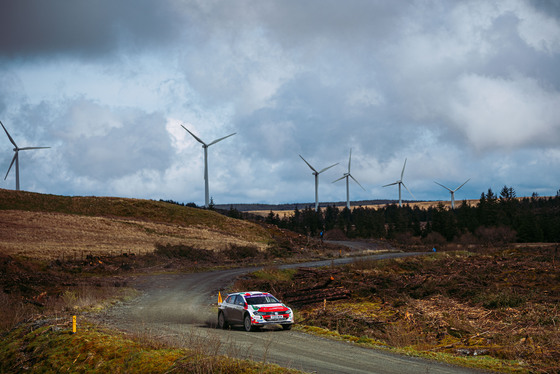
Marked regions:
[383,158,415,207]
[299,155,338,212]
[434,178,470,209]
[181,125,236,208]
[1,121,50,191]
[332,149,365,210]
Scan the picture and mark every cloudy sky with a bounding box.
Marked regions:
[1,0,559,206]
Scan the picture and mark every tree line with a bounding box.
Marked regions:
[254,186,560,245]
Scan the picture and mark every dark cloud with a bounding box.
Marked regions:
[1,0,559,201]
[0,0,185,59]
[530,0,560,18]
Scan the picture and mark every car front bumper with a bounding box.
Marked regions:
[250,315,293,326]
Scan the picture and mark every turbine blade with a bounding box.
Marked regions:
[4,153,16,180]
[402,182,415,199]
[347,149,352,172]
[383,182,398,187]
[400,158,407,180]
[19,146,51,150]
[0,121,18,148]
[181,125,207,146]
[454,178,471,192]
[434,181,452,192]
[318,162,338,174]
[299,155,318,173]
[332,175,346,183]
[350,174,366,191]
[208,132,236,146]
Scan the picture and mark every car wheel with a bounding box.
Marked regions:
[217,311,229,329]
[282,324,292,331]
[243,314,254,332]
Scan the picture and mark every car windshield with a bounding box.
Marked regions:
[245,294,280,305]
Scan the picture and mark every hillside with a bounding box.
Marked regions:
[0,189,273,260]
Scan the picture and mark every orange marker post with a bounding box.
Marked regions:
[72,315,76,334]
[218,291,222,304]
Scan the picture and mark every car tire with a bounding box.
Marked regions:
[217,311,229,329]
[243,314,255,332]
[282,324,292,331]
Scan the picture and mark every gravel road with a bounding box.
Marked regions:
[94,251,489,373]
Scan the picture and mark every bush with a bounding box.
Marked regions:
[423,232,447,248]
[456,232,478,245]
[478,290,527,309]
[265,239,294,258]
[222,244,260,260]
[394,232,422,247]
[154,244,216,262]
[475,226,517,246]
[0,291,36,332]
[324,228,347,240]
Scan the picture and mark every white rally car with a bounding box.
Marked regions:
[217,291,294,332]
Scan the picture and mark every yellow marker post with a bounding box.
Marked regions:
[218,291,222,304]
[72,315,76,334]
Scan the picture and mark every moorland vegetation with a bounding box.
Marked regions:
[1,187,559,373]
[235,247,560,373]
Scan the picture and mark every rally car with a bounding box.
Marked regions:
[217,291,294,332]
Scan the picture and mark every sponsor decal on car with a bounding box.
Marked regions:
[256,306,289,313]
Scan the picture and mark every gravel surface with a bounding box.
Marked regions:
[93,250,489,373]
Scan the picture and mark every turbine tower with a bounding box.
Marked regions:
[434,179,470,209]
[333,149,365,210]
[181,125,236,208]
[383,158,415,207]
[299,154,338,212]
[1,121,50,191]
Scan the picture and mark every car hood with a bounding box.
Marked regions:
[249,303,290,312]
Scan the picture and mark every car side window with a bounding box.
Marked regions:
[224,295,233,304]
[235,295,245,306]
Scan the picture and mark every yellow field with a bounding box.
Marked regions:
[248,199,480,218]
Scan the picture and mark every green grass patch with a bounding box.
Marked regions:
[0,320,302,373]
[252,267,297,282]
[296,325,387,347]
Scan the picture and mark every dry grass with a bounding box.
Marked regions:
[0,188,275,261]
[0,209,270,260]
[236,248,560,373]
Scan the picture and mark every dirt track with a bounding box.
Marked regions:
[94,252,488,373]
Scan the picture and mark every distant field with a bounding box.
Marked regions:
[0,189,272,260]
[248,199,480,218]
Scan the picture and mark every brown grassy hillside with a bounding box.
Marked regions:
[0,189,273,260]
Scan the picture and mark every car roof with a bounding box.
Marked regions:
[228,291,270,297]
